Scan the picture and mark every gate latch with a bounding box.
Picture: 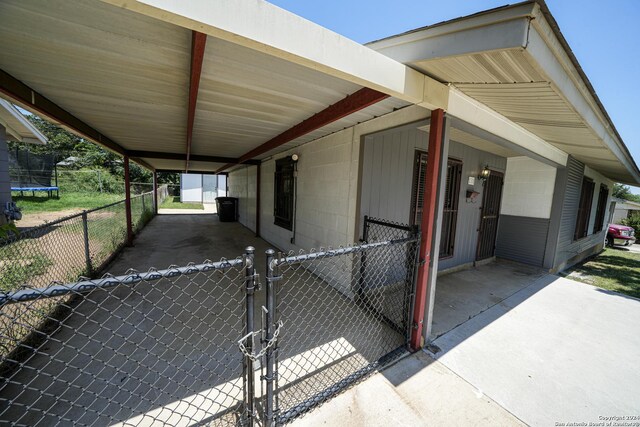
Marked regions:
[238,321,283,362]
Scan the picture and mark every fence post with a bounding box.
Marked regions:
[81,210,92,276]
[264,249,276,427]
[244,246,256,427]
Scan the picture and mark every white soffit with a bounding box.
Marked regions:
[98,0,448,110]
[0,0,190,154]
[368,1,638,184]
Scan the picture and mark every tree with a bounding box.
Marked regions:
[613,183,640,203]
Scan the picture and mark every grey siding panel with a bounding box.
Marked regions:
[552,157,606,270]
[495,215,549,266]
[359,121,507,271]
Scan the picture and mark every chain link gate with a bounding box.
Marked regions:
[1,218,419,426]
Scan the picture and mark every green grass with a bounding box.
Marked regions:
[564,247,640,299]
[12,192,124,214]
[0,246,53,292]
[160,196,204,210]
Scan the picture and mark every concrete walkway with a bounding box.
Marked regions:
[294,274,640,426]
[428,275,640,427]
[293,351,524,426]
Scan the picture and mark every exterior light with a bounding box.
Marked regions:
[291,154,299,162]
[478,165,491,183]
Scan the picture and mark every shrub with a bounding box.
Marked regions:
[621,215,640,237]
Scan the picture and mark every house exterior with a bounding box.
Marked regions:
[0,99,48,225]
[1,0,638,345]
[612,198,640,224]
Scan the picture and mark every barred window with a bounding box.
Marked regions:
[410,151,462,258]
[439,159,462,258]
[274,157,295,230]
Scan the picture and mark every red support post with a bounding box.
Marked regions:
[124,155,133,245]
[153,170,158,214]
[410,109,445,351]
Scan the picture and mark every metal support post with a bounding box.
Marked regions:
[153,171,158,214]
[124,156,133,245]
[81,210,92,276]
[264,249,276,427]
[244,246,256,427]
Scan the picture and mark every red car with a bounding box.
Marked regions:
[606,224,636,247]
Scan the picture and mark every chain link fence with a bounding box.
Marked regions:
[0,216,419,426]
[0,187,168,363]
[0,258,248,426]
[264,219,420,424]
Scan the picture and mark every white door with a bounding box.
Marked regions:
[202,174,217,204]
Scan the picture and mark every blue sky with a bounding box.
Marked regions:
[269,0,640,191]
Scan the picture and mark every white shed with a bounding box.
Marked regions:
[180,174,227,204]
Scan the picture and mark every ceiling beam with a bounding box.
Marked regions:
[216,87,389,173]
[156,168,229,175]
[129,150,260,165]
[186,31,207,172]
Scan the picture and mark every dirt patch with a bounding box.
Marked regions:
[18,210,83,229]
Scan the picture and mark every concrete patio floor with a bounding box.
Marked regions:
[431,260,547,339]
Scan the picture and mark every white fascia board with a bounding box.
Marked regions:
[0,98,47,144]
[527,5,640,184]
[99,0,448,110]
[369,15,532,64]
[447,87,568,167]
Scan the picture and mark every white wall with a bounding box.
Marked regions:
[180,173,202,203]
[252,105,432,253]
[500,157,557,219]
[228,166,257,232]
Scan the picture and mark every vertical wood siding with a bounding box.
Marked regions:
[359,123,507,271]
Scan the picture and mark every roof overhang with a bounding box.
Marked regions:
[368,1,640,184]
[0,0,451,173]
[0,98,47,144]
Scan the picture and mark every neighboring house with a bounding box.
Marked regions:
[612,198,640,224]
[180,173,226,204]
[0,99,48,225]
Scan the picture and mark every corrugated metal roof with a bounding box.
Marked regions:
[0,0,409,171]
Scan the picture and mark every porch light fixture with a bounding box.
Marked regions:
[478,165,491,183]
[291,154,299,162]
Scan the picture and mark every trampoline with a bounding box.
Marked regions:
[9,148,59,198]
[11,186,59,198]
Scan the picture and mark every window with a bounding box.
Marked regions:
[274,157,295,230]
[593,184,609,233]
[439,159,462,258]
[410,151,462,258]
[574,177,595,240]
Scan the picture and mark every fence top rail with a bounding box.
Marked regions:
[1,189,161,243]
[363,216,418,233]
[272,237,418,268]
[0,257,245,307]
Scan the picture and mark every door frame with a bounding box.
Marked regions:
[475,169,504,262]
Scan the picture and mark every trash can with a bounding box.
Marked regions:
[216,197,238,222]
